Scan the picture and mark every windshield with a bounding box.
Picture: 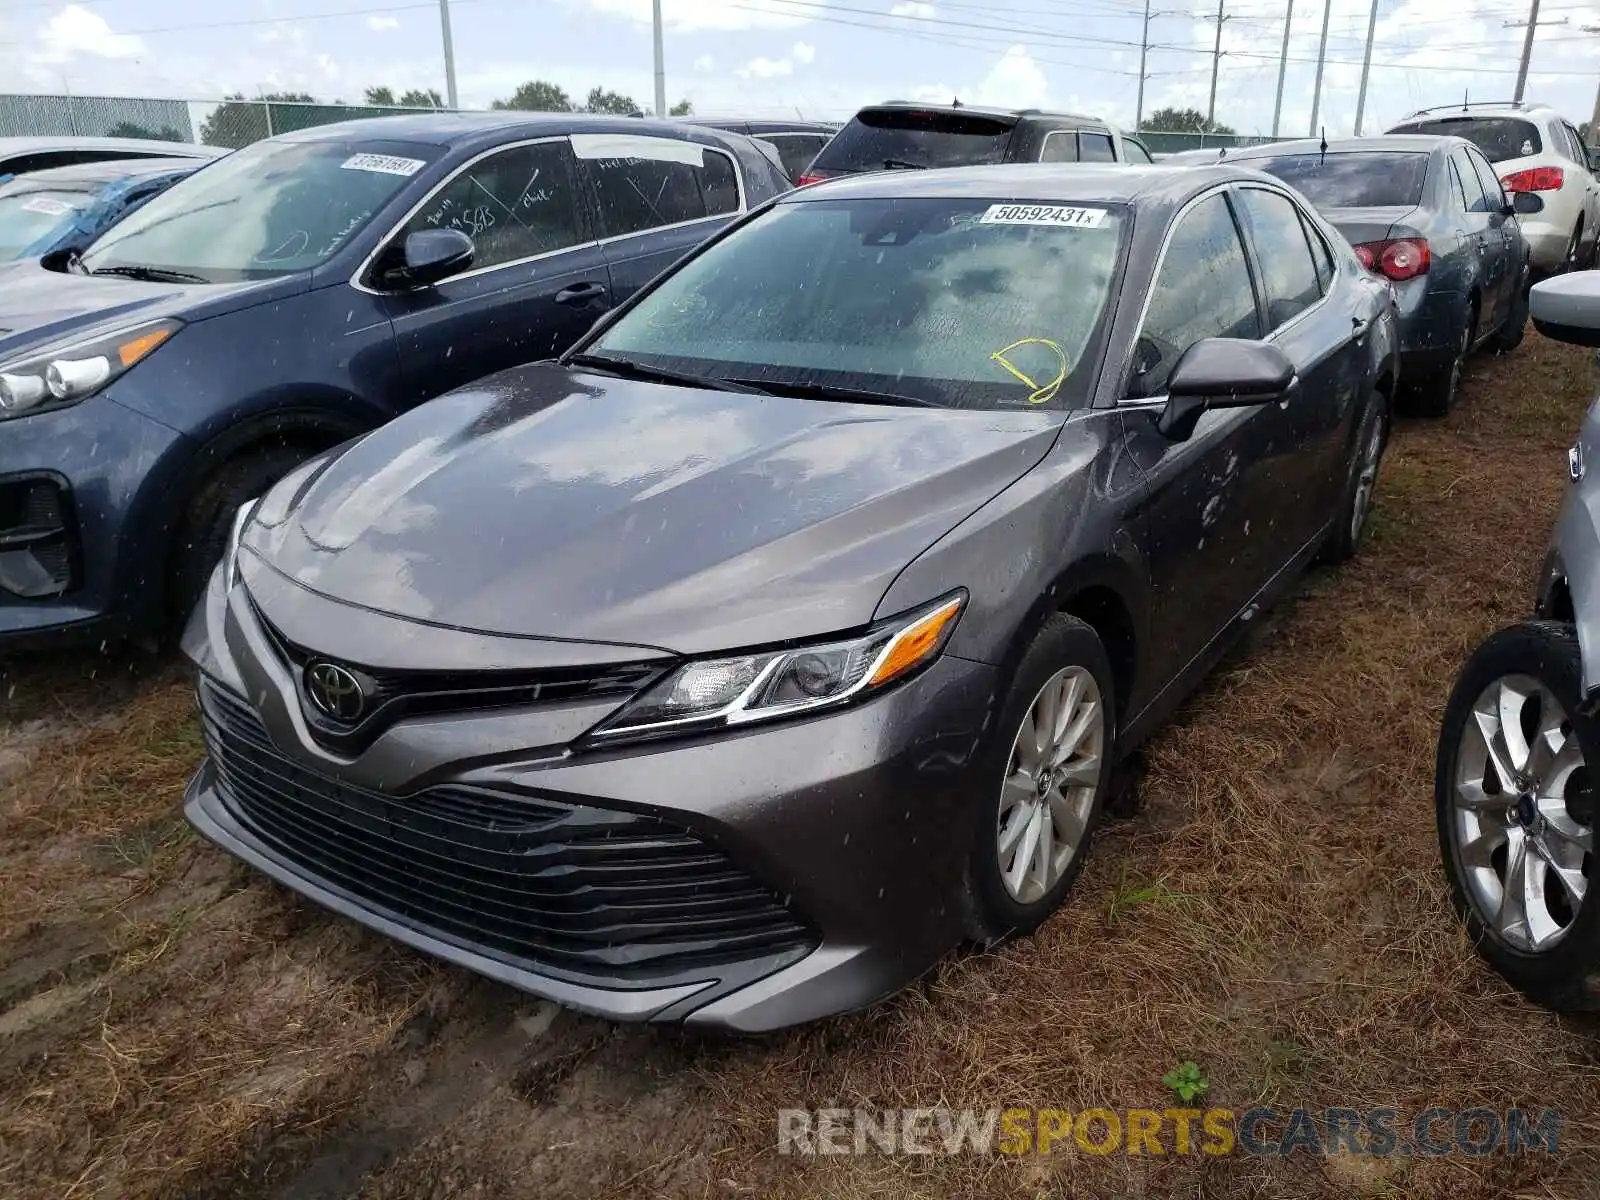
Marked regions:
[1394,117,1541,163]
[588,196,1125,410]
[1244,152,1431,208]
[79,139,439,282]
[0,185,93,259]
[811,110,1014,173]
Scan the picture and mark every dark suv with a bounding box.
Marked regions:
[688,119,837,184]
[800,103,1152,184]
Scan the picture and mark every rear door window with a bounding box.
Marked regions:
[1039,131,1078,163]
[1468,150,1507,211]
[1453,149,1490,213]
[1078,133,1116,163]
[1237,188,1323,330]
[574,134,741,238]
[1397,117,1541,163]
[808,108,1013,172]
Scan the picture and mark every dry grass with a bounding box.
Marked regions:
[2,335,1599,1199]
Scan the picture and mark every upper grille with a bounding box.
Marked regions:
[248,599,665,753]
[199,680,815,984]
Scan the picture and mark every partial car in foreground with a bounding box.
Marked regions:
[1435,269,1600,1008]
[1387,102,1600,275]
[798,103,1152,185]
[1223,135,1528,415]
[0,157,208,262]
[0,113,788,651]
[185,163,1397,1030]
[0,135,222,183]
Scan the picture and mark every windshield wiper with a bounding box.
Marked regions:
[565,353,765,394]
[89,264,212,285]
[881,158,928,170]
[723,378,937,408]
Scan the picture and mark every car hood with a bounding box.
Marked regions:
[0,259,299,362]
[1320,205,1424,247]
[244,363,1061,655]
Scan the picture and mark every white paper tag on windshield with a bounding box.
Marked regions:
[979,203,1107,229]
[340,153,426,177]
[22,196,75,216]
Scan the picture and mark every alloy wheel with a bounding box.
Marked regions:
[996,665,1104,904]
[1349,412,1385,544]
[1449,674,1595,951]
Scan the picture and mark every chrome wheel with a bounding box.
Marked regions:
[1349,412,1384,544]
[1450,675,1595,951]
[996,665,1104,904]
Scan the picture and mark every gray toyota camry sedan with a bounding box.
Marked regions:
[184,164,1399,1031]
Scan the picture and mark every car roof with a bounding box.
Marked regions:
[854,102,1110,127]
[272,111,761,155]
[0,136,223,159]
[781,162,1264,206]
[1228,135,1459,157]
[2,156,206,188]
[1391,103,1553,122]
[689,118,837,135]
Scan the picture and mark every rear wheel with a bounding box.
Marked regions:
[1564,220,1583,273]
[1495,270,1529,353]
[1414,303,1473,418]
[1320,390,1388,565]
[964,615,1114,941]
[1436,621,1600,1010]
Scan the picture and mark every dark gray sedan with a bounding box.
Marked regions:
[183,164,1398,1030]
[1222,135,1529,415]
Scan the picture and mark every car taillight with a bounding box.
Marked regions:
[1501,166,1564,193]
[796,172,826,186]
[1352,238,1429,282]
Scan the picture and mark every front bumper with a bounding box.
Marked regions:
[0,391,187,649]
[184,571,999,1031]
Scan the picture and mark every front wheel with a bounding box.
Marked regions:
[1435,621,1600,1010]
[1320,390,1388,565]
[964,615,1114,941]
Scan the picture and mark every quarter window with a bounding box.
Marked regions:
[1238,188,1322,330]
[1129,192,1260,399]
[397,140,582,277]
[1468,149,1507,212]
[1123,139,1154,164]
[578,137,741,238]
[1300,209,1335,293]
[1079,133,1116,163]
[1446,158,1469,212]
[1039,131,1078,162]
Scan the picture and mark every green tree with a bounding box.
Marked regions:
[583,87,641,116]
[197,92,316,148]
[491,80,574,112]
[365,86,445,108]
[106,120,185,142]
[363,86,397,105]
[669,98,694,117]
[1140,106,1236,136]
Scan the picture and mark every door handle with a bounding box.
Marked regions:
[1351,315,1370,343]
[555,281,610,306]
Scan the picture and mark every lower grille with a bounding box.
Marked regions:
[0,477,77,600]
[199,681,815,983]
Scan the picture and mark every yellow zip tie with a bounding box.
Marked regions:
[990,337,1069,405]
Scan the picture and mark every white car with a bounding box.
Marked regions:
[1387,103,1600,275]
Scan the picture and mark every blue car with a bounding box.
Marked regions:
[0,113,790,649]
[0,157,209,262]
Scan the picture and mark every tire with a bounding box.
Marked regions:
[1495,271,1529,354]
[1435,620,1600,1011]
[167,445,309,631]
[1413,301,1474,418]
[1563,220,1583,273]
[1319,389,1388,565]
[963,614,1115,941]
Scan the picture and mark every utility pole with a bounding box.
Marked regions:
[1205,0,1228,133]
[652,0,667,117]
[1136,0,1152,132]
[1271,0,1292,138]
[1308,0,1332,136]
[1353,0,1380,135]
[1586,26,1600,152]
[438,0,458,109]
[1505,0,1567,103]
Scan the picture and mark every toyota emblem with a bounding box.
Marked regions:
[305,661,367,722]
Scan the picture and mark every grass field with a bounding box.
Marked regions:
[2,334,1598,1199]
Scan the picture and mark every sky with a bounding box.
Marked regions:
[0,0,1596,138]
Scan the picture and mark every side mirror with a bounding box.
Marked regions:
[1157,338,1297,441]
[1512,191,1543,215]
[1531,273,1600,348]
[392,228,473,288]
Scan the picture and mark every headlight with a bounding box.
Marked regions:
[0,319,181,420]
[221,497,260,591]
[591,592,966,743]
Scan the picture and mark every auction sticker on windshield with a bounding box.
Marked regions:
[979,203,1107,229]
[22,196,77,216]
[340,154,427,177]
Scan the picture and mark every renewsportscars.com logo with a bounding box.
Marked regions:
[777,1106,1561,1158]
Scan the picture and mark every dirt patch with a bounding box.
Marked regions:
[3,336,1599,1198]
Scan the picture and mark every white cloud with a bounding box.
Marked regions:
[693,54,715,73]
[915,45,1049,111]
[792,41,816,64]
[33,4,143,63]
[737,55,794,80]
[890,2,938,16]
[366,16,400,32]
[581,0,808,31]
